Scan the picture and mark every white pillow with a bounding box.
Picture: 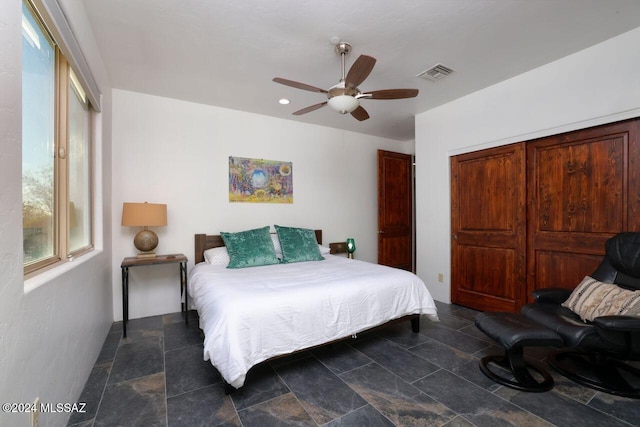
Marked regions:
[203,246,230,266]
[318,244,331,255]
[271,233,282,255]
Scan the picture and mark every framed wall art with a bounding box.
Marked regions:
[229,156,293,203]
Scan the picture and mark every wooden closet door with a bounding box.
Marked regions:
[451,143,526,312]
[527,119,640,299]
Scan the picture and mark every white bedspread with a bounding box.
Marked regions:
[188,254,438,388]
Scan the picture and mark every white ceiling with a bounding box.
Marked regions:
[81,0,640,141]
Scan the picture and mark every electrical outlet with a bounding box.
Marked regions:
[438,273,444,283]
[31,397,39,427]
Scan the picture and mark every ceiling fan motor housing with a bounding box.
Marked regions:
[328,84,358,98]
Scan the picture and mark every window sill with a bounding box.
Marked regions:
[24,249,103,294]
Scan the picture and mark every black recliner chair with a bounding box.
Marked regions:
[521,232,640,398]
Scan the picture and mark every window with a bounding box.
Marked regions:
[22,0,94,275]
[67,68,92,253]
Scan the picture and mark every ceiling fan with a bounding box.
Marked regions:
[273,42,419,121]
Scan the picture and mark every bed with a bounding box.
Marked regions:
[189,229,438,390]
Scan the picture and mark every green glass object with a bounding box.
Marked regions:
[346,238,356,258]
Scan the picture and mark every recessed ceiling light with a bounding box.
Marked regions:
[278,98,290,105]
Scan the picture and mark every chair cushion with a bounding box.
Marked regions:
[475,312,562,349]
[562,276,640,322]
[521,303,604,348]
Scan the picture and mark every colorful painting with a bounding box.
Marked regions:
[229,156,293,203]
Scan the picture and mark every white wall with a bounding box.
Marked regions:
[415,27,640,303]
[111,89,414,321]
[0,1,113,426]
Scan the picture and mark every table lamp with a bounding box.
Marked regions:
[121,202,167,258]
[346,238,356,259]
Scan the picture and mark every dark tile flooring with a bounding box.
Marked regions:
[67,302,640,426]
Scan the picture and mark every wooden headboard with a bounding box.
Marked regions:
[195,230,323,264]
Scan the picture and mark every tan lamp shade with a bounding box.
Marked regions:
[121,202,167,227]
[122,202,167,257]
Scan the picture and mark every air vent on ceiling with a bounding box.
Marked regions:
[417,63,455,81]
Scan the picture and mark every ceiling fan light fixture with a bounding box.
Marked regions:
[328,95,359,114]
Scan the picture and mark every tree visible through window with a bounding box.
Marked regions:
[22,0,55,264]
[22,0,94,273]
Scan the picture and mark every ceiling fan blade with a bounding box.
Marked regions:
[363,89,419,100]
[350,106,369,121]
[292,102,327,115]
[345,55,376,89]
[273,77,328,93]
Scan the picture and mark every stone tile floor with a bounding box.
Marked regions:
[67,302,639,426]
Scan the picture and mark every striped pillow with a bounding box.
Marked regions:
[562,276,640,322]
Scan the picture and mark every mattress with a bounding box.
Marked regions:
[188,254,438,388]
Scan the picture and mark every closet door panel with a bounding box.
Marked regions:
[534,137,625,234]
[527,119,640,298]
[534,250,603,291]
[451,143,526,312]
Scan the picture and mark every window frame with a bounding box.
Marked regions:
[66,66,94,260]
[22,0,95,278]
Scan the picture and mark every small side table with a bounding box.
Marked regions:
[329,242,349,256]
[121,253,188,338]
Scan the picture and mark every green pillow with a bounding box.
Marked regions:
[275,225,324,264]
[220,226,279,268]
